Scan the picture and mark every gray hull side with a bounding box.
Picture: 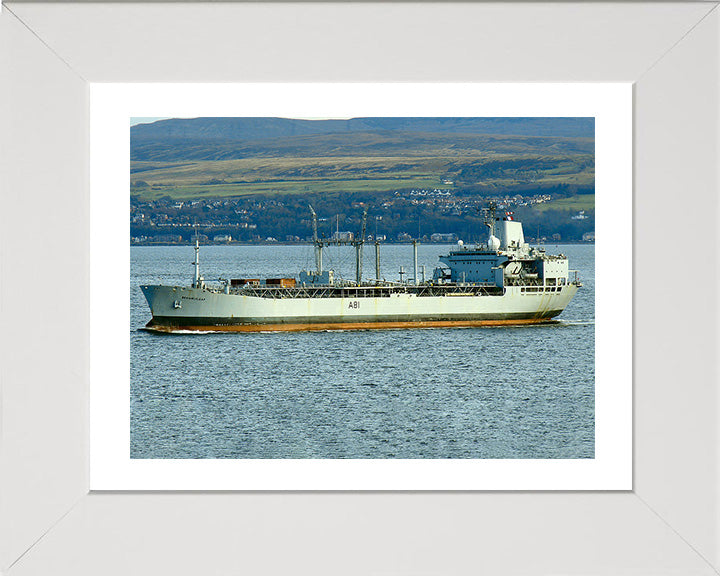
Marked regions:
[141,284,579,328]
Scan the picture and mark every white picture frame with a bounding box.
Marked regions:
[2,2,718,574]
[90,82,630,491]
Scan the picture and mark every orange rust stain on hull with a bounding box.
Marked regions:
[145,318,557,334]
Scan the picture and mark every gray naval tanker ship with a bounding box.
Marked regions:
[140,205,581,332]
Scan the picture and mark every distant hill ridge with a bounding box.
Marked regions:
[131,117,594,162]
[131,117,594,141]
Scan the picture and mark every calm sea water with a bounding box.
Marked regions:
[131,243,594,459]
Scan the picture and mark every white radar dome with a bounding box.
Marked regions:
[457,240,464,246]
[488,235,501,250]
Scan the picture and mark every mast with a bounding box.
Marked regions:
[355,209,367,285]
[375,241,381,281]
[374,214,381,281]
[412,239,419,285]
[309,205,322,273]
[192,227,200,288]
[482,201,497,239]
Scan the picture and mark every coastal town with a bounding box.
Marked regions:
[131,190,594,245]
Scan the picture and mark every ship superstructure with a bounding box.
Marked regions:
[140,205,581,332]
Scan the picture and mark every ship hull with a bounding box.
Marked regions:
[141,284,579,333]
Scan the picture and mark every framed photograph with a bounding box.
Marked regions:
[90,82,631,491]
[2,2,718,574]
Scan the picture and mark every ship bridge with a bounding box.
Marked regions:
[435,206,573,289]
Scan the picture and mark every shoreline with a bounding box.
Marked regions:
[130,240,596,247]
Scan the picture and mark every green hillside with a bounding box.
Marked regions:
[131,147,594,202]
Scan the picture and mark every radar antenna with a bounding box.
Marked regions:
[481,202,497,234]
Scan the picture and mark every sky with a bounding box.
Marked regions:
[130,117,169,126]
[130,117,354,126]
